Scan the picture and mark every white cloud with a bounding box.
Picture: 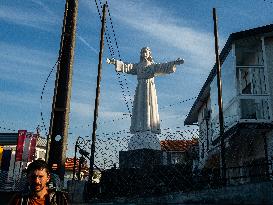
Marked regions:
[77,35,99,54]
[0,90,38,106]
[81,0,97,13]
[71,101,92,118]
[0,42,55,68]
[0,42,57,89]
[71,101,129,119]
[0,5,58,31]
[30,0,57,17]
[124,22,214,72]
[104,0,221,74]
[100,111,127,120]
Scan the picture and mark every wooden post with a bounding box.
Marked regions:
[213,8,226,185]
[72,137,79,180]
[89,4,107,184]
[46,0,78,182]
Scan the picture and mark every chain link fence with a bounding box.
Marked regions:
[1,126,272,201]
[83,125,273,199]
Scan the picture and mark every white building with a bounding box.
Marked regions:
[185,24,273,184]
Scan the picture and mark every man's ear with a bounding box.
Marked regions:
[47,173,51,183]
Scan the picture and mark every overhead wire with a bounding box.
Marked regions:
[105,0,133,109]
[39,59,60,136]
[0,120,16,132]
[93,0,133,115]
[0,126,16,132]
[39,0,193,136]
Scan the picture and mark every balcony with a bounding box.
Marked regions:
[211,66,272,141]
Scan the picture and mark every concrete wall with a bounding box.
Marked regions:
[110,181,273,204]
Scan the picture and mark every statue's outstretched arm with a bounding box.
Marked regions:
[106,58,136,74]
[152,58,184,76]
[106,58,117,65]
[172,58,184,66]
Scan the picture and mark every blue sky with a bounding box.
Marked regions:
[1,0,273,162]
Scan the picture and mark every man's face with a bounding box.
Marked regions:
[28,168,50,193]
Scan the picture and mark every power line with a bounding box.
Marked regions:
[39,58,60,135]
[0,126,16,132]
[105,1,133,109]
[159,97,197,110]
[93,0,133,115]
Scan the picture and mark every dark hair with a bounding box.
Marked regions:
[26,159,50,175]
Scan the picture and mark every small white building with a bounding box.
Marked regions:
[185,24,273,184]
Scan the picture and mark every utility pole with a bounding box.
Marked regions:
[213,8,226,186]
[46,0,78,182]
[89,3,107,184]
[73,137,79,180]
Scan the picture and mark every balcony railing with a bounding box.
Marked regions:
[239,96,271,121]
[211,95,271,141]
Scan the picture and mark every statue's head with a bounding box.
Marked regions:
[140,47,154,63]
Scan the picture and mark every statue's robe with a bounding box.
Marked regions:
[115,60,177,134]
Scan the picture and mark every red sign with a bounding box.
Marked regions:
[28,134,38,162]
[15,130,27,161]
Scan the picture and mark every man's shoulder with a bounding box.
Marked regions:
[48,189,66,196]
[48,189,68,204]
[9,190,68,205]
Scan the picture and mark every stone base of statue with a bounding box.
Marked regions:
[119,148,163,169]
[119,131,162,169]
[128,131,161,150]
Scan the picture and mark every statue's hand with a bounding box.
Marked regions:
[175,58,184,65]
[106,58,116,65]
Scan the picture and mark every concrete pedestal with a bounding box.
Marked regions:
[67,180,86,203]
[119,149,163,169]
[128,131,161,150]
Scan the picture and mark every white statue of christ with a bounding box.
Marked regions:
[107,47,184,150]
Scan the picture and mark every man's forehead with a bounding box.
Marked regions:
[28,168,48,175]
